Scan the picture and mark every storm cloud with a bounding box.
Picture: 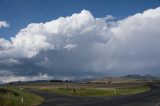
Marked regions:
[0,7,160,83]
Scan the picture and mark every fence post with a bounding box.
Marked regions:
[21,96,23,104]
[115,89,117,96]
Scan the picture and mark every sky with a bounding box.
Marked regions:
[1,0,160,39]
[0,0,160,83]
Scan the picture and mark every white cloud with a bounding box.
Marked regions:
[0,7,160,79]
[63,44,77,51]
[0,21,9,28]
[103,15,115,21]
[0,38,12,50]
[0,72,53,84]
[106,7,160,72]
[0,10,108,58]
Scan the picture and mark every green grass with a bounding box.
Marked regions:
[41,85,150,97]
[116,85,150,95]
[0,87,44,106]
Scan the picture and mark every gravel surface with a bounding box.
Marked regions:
[31,85,160,106]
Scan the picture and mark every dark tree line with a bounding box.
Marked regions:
[49,80,72,83]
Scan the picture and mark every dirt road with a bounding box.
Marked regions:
[31,85,160,106]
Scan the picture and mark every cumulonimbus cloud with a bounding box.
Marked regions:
[0,7,160,83]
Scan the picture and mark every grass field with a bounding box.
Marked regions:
[0,82,151,106]
[40,84,150,97]
[0,86,44,106]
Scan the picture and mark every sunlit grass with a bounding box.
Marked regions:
[0,87,44,106]
[40,85,150,97]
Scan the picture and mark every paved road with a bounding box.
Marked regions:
[31,85,160,106]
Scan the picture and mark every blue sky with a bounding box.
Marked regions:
[0,0,160,39]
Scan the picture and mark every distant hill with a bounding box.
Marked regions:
[121,74,159,80]
[89,74,159,84]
